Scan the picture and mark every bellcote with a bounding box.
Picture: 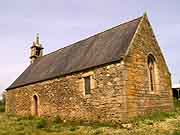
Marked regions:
[30,33,44,64]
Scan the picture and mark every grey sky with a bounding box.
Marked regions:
[0,0,180,95]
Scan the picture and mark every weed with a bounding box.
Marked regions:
[172,130,180,135]
[69,127,77,132]
[93,129,102,135]
[0,105,5,112]
[35,118,47,129]
[52,115,62,124]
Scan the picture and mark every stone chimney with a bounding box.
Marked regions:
[30,33,44,64]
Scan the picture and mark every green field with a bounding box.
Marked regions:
[1,100,180,135]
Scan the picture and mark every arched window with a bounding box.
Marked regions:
[148,54,156,92]
[33,95,38,116]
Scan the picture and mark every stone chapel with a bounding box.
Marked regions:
[6,14,174,123]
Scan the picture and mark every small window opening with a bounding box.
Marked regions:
[36,50,40,56]
[33,95,38,116]
[148,54,156,92]
[84,76,91,95]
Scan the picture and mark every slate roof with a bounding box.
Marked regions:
[7,16,142,90]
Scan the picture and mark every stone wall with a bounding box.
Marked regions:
[6,15,174,123]
[125,15,174,118]
[6,61,127,123]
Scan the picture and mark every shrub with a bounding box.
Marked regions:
[0,106,5,112]
[172,130,180,135]
[93,130,102,135]
[0,100,5,112]
[174,98,180,111]
[0,91,6,112]
[69,127,77,132]
[52,115,62,124]
[35,118,47,129]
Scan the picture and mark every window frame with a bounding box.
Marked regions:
[81,71,95,96]
[147,54,158,94]
[84,76,91,95]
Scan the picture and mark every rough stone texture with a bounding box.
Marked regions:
[6,61,127,123]
[125,15,174,118]
[6,15,174,123]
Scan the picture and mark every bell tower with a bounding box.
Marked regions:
[30,33,44,64]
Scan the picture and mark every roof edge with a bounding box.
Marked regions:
[38,16,143,59]
[6,15,142,91]
[6,59,123,90]
[125,13,145,56]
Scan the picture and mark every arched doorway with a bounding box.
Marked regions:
[33,95,38,116]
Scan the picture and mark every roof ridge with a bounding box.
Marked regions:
[7,15,142,90]
[40,16,143,59]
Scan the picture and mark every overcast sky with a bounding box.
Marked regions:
[0,0,180,95]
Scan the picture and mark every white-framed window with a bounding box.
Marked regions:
[79,71,96,96]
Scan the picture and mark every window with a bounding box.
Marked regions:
[33,95,39,116]
[36,50,40,56]
[80,72,96,96]
[148,54,156,92]
[84,76,91,95]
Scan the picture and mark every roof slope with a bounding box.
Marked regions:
[7,16,142,90]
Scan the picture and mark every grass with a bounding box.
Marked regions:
[0,99,180,135]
